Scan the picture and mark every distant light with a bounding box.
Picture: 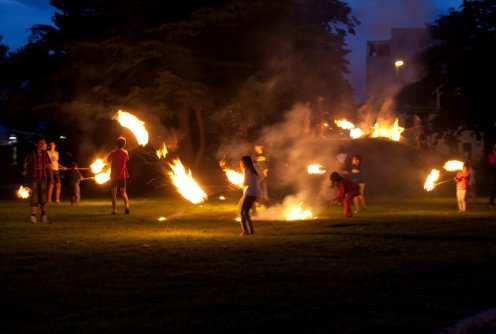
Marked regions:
[8,134,17,144]
[394,60,404,67]
[59,135,67,140]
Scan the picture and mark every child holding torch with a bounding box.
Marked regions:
[454,160,471,212]
[330,171,359,217]
[239,155,258,235]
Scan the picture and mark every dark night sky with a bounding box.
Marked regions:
[0,0,462,103]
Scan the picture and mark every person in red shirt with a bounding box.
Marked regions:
[107,137,130,214]
[330,171,359,217]
[22,136,53,223]
[454,160,471,212]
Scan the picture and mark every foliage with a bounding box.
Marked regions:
[0,0,357,162]
[403,0,496,144]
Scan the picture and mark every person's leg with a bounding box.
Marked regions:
[47,181,54,203]
[359,184,366,209]
[245,196,257,234]
[55,182,61,202]
[343,195,353,217]
[39,179,48,222]
[111,186,118,213]
[75,183,81,204]
[120,186,129,213]
[353,196,360,213]
[241,196,253,235]
[456,190,463,212]
[461,190,467,212]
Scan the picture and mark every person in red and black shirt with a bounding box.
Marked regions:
[22,136,53,223]
[330,171,359,217]
[107,136,130,215]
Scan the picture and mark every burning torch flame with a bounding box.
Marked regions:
[168,158,207,204]
[90,158,106,174]
[156,143,168,159]
[443,160,464,172]
[372,118,404,142]
[424,169,440,191]
[94,170,111,184]
[285,202,313,221]
[350,128,365,139]
[307,164,326,174]
[17,186,31,199]
[224,169,244,188]
[113,110,149,146]
[335,119,355,130]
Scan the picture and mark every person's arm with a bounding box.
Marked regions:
[333,183,345,203]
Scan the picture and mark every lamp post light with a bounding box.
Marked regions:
[394,59,404,79]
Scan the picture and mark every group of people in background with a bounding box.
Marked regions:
[22,135,131,223]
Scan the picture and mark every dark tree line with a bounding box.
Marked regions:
[0,0,358,166]
[399,0,496,150]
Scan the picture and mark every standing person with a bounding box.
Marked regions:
[253,144,269,205]
[239,155,258,235]
[47,141,65,203]
[330,171,359,217]
[415,113,433,151]
[454,160,471,212]
[22,136,53,223]
[107,137,130,215]
[335,145,351,176]
[488,144,496,206]
[350,155,367,212]
[68,162,84,204]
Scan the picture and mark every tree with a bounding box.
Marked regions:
[408,0,496,146]
[1,0,358,167]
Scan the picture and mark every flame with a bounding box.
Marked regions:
[443,160,464,172]
[335,119,355,130]
[219,196,226,200]
[156,142,168,159]
[224,169,244,188]
[349,128,365,139]
[168,158,207,204]
[307,164,326,174]
[285,202,313,220]
[16,186,31,199]
[113,110,149,146]
[95,170,111,184]
[90,158,106,174]
[424,169,440,191]
[158,217,167,221]
[371,118,404,141]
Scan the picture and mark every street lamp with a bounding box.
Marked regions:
[394,59,404,78]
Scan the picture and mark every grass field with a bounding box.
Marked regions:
[1,193,496,333]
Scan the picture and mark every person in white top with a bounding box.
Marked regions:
[47,141,66,203]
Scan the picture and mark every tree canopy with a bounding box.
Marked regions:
[0,0,358,164]
[402,0,496,145]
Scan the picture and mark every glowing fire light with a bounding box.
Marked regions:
[158,217,167,221]
[90,158,106,174]
[16,186,31,199]
[424,169,440,191]
[285,202,313,220]
[156,143,168,159]
[350,128,365,139]
[223,168,244,188]
[371,118,404,141]
[113,110,149,146]
[443,160,464,172]
[307,164,326,174]
[95,170,111,184]
[168,158,207,204]
[219,196,226,200]
[335,119,355,130]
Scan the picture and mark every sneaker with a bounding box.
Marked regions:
[41,214,48,223]
[30,215,37,223]
[125,208,130,214]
